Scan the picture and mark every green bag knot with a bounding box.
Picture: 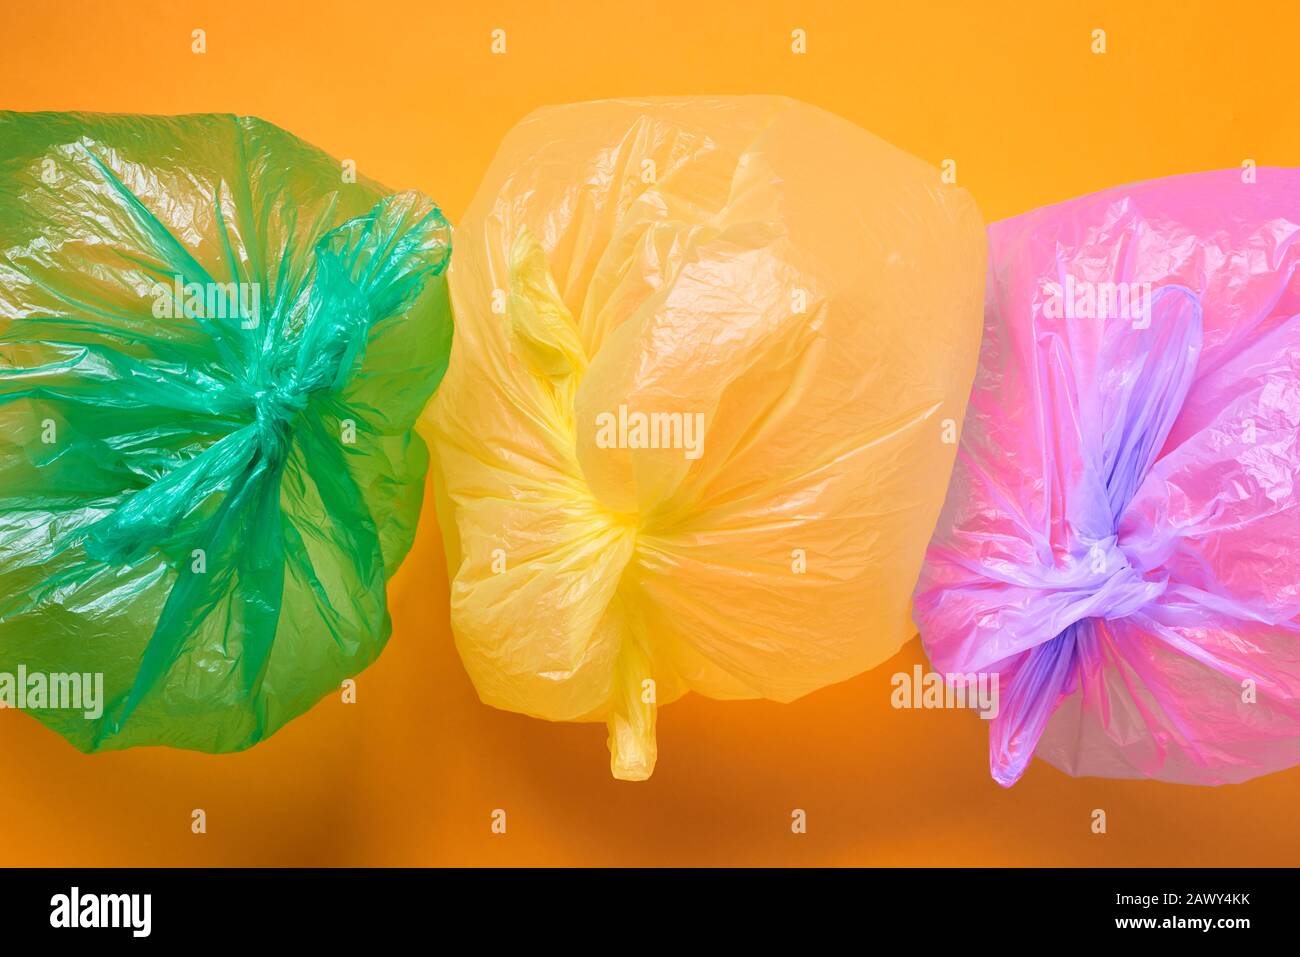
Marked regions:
[251,378,309,463]
[77,194,451,571]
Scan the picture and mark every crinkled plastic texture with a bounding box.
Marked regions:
[427,96,985,779]
[915,168,1300,786]
[0,113,452,752]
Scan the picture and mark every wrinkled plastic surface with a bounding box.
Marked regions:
[915,168,1300,786]
[0,113,452,752]
[427,96,985,779]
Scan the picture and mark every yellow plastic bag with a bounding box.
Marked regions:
[426,97,985,779]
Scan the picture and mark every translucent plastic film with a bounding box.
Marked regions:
[427,96,986,779]
[0,113,452,751]
[915,168,1300,785]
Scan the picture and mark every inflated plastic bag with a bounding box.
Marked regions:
[0,113,452,752]
[915,168,1300,786]
[427,96,985,779]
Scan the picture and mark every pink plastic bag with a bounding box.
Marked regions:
[914,169,1300,786]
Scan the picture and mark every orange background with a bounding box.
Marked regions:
[2,0,1299,866]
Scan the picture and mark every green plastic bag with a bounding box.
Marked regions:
[0,113,452,752]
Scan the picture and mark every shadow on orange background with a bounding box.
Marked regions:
[1,0,1298,866]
